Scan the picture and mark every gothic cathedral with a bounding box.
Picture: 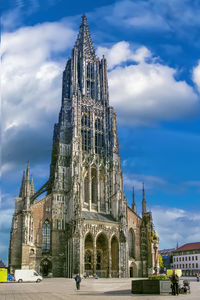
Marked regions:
[9,15,159,278]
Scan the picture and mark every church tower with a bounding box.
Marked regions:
[48,14,128,277]
[9,15,159,279]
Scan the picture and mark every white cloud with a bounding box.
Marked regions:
[97,42,151,69]
[193,60,200,92]
[152,206,200,249]
[105,45,199,125]
[2,21,76,173]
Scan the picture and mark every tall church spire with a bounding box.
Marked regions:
[74,14,95,58]
[142,182,146,216]
[131,186,136,213]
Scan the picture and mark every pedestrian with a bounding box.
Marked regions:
[74,274,81,290]
[170,270,179,296]
[196,272,199,282]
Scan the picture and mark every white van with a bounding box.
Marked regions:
[15,269,43,283]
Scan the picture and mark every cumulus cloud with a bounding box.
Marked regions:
[97,41,151,69]
[101,43,200,125]
[152,206,200,249]
[2,21,76,173]
[193,60,200,92]
[105,0,200,38]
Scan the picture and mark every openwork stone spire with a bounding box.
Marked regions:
[75,14,95,58]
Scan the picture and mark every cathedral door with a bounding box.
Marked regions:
[40,259,52,277]
[96,233,109,278]
[111,236,119,277]
[84,233,94,276]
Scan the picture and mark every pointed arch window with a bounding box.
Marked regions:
[84,171,89,203]
[91,168,97,203]
[42,220,51,252]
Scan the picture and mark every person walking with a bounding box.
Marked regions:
[171,270,179,295]
[196,272,200,282]
[75,274,81,290]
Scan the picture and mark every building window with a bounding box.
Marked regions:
[186,264,188,268]
[84,171,89,203]
[185,257,187,261]
[196,263,198,268]
[91,168,97,204]
[177,258,178,262]
[192,256,194,261]
[189,257,191,261]
[182,257,184,261]
[192,263,194,268]
[179,257,181,261]
[196,256,198,260]
[42,220,50,252]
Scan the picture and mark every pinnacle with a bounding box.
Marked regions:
[81,14,87,26]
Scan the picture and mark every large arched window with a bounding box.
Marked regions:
[91,168,97,203]
[42,220,50,252]
[129,229,135,258]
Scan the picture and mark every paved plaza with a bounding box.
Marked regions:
[0,278,200,300]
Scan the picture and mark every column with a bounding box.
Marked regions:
[93,240,97,276]
[108,240,111,278]
[97,166,100,212]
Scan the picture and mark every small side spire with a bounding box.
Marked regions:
[19,171,25,197]
[142,182,146,217]
[26,161,30,183]
[131,186,136,213]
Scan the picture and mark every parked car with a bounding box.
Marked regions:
[15,269,43,283]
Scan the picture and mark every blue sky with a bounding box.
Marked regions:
[1,0,200,264]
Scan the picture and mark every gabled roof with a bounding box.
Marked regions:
[82,211,117,223]
[173,242,200,252]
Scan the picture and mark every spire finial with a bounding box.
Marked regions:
[81,14,87,26]
[142,182,145,200]
[26,160,30,181]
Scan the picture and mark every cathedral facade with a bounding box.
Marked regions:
[9,15,159,278]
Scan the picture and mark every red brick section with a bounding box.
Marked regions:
[174,242,200,252]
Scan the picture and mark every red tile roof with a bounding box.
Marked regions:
[173,242,200,252]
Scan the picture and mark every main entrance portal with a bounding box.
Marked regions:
[40,259,52,277]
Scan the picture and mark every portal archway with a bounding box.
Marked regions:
[96,233,108,277]
[84,232,94,276]
[111,235,119,277]
[40,259,52,277]
[130,262,137,278]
